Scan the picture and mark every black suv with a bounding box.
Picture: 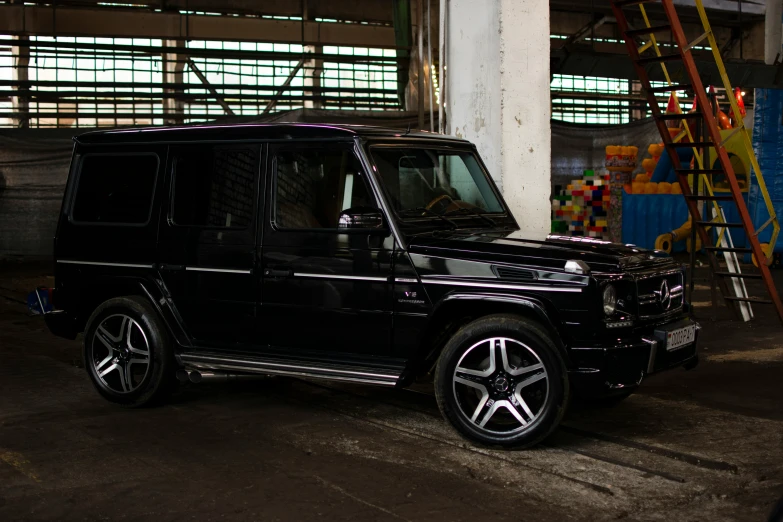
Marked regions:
[44,124,699,448]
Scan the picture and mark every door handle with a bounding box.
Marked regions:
[264,268,292,278]
[159,264,185,272]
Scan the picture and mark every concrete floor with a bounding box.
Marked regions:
[1,262,782,521]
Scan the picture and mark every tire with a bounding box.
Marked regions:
[434,314,569,448]
[83,296,177,407]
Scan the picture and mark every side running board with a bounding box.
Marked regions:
[179,351,403,387]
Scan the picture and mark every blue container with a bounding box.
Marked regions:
[622,194,690,251]
[751,88,783,253]
[622,192,751,255]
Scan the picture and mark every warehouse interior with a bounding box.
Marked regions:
[1,1,783,521]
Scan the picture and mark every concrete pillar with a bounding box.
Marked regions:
[301,1,323,110]
[303,45,324,109]
[446,0,551,240]
[765,0,783,65]
[163,39,185,124]
[11,35,30,128]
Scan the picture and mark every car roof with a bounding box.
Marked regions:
[74,123,472,145]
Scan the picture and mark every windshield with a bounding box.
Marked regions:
[369,147,505,222]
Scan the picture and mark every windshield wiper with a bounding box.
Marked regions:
[398,207,457,228]
[444,207,497,227]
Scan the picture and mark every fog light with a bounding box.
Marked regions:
[606,320,633,329]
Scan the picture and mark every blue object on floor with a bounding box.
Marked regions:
[622,193,690,251]
[27,288,53,315]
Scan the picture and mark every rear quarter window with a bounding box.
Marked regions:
[71,153,159,225]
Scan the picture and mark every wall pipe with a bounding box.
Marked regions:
[427,0,434,132]
[417,0,424,129]
[438,0,445,134]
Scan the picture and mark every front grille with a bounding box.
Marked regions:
[636,271,684,319]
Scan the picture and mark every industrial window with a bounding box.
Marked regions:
[550,74,698,125]
[71,153,158,224]
[0,35,401,128]
[171,146,258,229]
[274,148,374,229]
[551,74,632,125]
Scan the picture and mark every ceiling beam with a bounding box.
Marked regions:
[6,0,398,24]
[552,48,783,89]
[0,4,397,47]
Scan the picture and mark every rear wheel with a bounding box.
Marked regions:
[84,296,176,407]
[434,314,569,448]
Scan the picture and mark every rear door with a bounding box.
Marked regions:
[157,143,261,349]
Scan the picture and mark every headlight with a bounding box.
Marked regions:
[603,284,617,316]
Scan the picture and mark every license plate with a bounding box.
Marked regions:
[666,325,696,351]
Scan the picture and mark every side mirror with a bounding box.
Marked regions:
[338,206,385,230]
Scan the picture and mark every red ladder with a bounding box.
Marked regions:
[611,0,783,324]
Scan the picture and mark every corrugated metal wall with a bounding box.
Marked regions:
[0,129,73,260]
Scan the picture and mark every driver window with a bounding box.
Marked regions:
[398,156,434,210]
[274,148,375,229]
[371,147,502,214]
[445,155,486,208]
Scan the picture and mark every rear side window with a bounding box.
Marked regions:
[171,146,258,229]
[71,153,158,224]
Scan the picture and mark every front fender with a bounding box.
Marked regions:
[435,292,565,349]
[409,291,572,376]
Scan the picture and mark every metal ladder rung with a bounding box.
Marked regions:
[719,126,744,148]
[625,24,672,37]
[684,194,734,201]
[704,246,752,253]
[647,83,691,93]
[667,141,713,148]
[724,296,773,304]
[684,31,711,52]
[638,41,654,54]
[678,169,724,176]
[714,272,762,279]
[695,221,744,228]
[658,112,703,121]
[755,216,775,236]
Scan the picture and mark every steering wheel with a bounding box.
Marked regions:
[425,194,456,214]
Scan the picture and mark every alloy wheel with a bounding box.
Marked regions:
[91,314,151,394]
[452,337,549,435]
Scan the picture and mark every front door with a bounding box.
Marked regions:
[157,143,261,349]
[260,142,394,356]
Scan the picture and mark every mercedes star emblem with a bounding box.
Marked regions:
[655,280,672,310]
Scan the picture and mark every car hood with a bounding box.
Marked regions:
[406,230,675,274]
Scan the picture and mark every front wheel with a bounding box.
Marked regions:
[434,314,569,448]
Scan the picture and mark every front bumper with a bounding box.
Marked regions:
[569,317,700,395]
